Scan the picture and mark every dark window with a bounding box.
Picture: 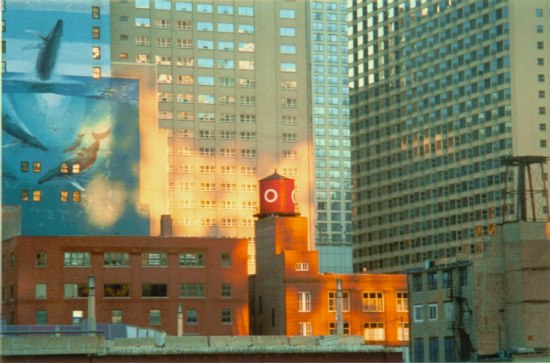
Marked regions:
[414,338,424,362]
[429,337,439,362]
[444,336,456,361]
[180,283,205,298]
[412,273,423,292]
[104,252,130,266]
[222,308,232,323]
[459,267,468,286]
[36,310,48,325]
[442,270,451,288]
[21,161,29,172]
[142,283,168,297]
[92,26,100,39]
[221,253,232,267]
[427,272,437,290]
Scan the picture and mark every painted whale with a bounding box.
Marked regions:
[24,19,63,81]
[2,98,48,151]
[38,128,111,187]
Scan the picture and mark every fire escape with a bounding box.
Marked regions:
[448,265,475,361]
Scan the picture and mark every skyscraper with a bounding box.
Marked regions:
[348,0,550,273]
[109,1,315,273]
[308,0,354,273]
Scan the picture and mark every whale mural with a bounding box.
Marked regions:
[2,97,48,151]
[23,19,63,81]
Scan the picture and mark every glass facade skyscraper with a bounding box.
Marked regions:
[308,0,353,273]
[348,0,549,273]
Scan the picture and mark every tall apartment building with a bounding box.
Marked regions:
[109,1,315,273]
[348,0,550,273]
[308,1,353,273]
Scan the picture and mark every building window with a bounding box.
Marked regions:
[92,46,101,59]
[413,304,424,322]
[104,283,130,298]
[221,309,232,324]
[397,292,408,312]
[537,41,544,50]
[429,337,439,362]
[459,267,468,286]
[295,263,309,271]
[444,336,456,361]
[298,291,311,312]
[221,284,232,298]
[91,6,100,18]
[363,322,385,341]
[414,338,425,362]
[328,291,350,312]
[142,252,168,266]
[35,284,47,299]
[362,292,384,312]
[142,283,168,297]
[72,191,81,203]
[540,107,546,115]
[150,310,161,325]
[221,253,232,267]
[444,301,454,321]
[32,190,41,202]
[21,190,29,202]
[186,309,198,324]
[104,252,130,266]
[112,310,123,323]
[412,273,423,291]
[329,322,350,335]
[92,26,100,39]
[427,272,437,290]
[64,252,91,266]
[36,310,48,325]
[442,270,451,288]
[428,303,438,321]
[299,322,312,336]
[179,253,204,267]
[397,322,410,341]
[64,283,88,298]
[32,162,41,173]
[21,161,29,172]
[180,283,205,298]
[92,67,101,79]
[542,139,548,148]
[35,252,47,267]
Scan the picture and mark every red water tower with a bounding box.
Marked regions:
[258,171,297,217]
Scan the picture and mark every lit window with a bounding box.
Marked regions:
[298,291,311,312]
[72,191,80,203]
[363,322,385,341]
[397,322,410,341]
[92,46,101,59]
[32,190,41,202]
[92,67,101,79]
[60,190,68,202]
[32,162,41,173]
[328,291,350,312]
[362,292,384,312]
[397,292,409,312]
[91,6,100,19]
[299,322,312,336]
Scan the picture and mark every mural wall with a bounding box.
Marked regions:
[2,0,150,236]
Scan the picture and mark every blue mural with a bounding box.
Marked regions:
[2,1,149,236]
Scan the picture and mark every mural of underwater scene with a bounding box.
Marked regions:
[2,73,150,236]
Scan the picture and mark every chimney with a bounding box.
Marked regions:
[160,215,173,237]
[336,279,344,335]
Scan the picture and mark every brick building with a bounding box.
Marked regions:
[250,172,409,345]
[1,234,249,336]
